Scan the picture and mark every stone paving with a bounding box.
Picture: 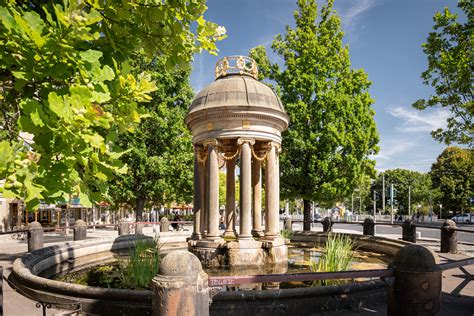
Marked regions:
[0,225,472,315]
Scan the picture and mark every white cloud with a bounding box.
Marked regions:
[373,139,416,161]
[339,0,375,28]
[388,106,449,133]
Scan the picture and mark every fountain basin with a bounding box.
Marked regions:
[9,232,411,315]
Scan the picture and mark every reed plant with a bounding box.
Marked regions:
[310,233,354,285]
[280,229,294,239]
[119,238,161,289]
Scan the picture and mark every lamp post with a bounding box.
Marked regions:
[439,204,443,219]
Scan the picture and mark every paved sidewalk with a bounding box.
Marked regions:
[0,226,472,315]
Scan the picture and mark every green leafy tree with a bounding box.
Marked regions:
[412,0,473,146]
[370,169,440,215]
[0,1,225,210]
[250,0,379,230]
[430,147,473,217]
[110,55,195,221]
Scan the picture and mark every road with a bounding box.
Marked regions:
[291,221,474,244]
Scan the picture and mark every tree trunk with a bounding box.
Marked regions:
[303,199,311,231]
[136,197,145,222]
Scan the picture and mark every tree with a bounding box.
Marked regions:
[430,147,473,217]
[412,0,473,146]
[109,55,195,221]
[0,1,225,210]
[370,169,439,216]
[250,0,379,230]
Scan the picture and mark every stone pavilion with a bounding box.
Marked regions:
[186,56,289,267]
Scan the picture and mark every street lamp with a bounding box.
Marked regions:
[439,204,443,219]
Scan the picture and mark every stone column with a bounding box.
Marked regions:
[402,219,416,243]
[192,149,202,240]
[265,144,279,237]
[27,221,43,252]
[199,153,207,236]
[152,251,209,316]
[252,155,264,237]
[206,141,220,240]
[73,219,87,241]
[388,244,441,316]
[224,156,236,237]
[363,217,375,236]
[440,219,457,253]
[238,138,254,239]
[118,219,129,235]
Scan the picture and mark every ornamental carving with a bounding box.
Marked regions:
[215,56,258,80]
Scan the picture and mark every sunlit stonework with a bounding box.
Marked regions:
[186,56,289,268]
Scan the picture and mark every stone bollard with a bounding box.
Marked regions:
[73,219,87,241]
[152,250,209,316]
[135,222,144,235]
[388,244,441,316]
[160,217,170,233]
[402,219,416,243]
[440,219,457,253]
[27,221,43,252]
[322,217,333,233]
[363,217,375,236]
[118,220,130,236]
[284,217,292,231]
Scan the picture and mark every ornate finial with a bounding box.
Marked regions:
[215,56,258,80]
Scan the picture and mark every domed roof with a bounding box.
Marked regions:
[188,75,285,115]
[185,56,289,145]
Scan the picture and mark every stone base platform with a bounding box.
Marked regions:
[188,237,288,268]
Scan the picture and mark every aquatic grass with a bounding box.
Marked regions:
[119,238,161,289]
[309,234,354,285]
[281,229,294,239]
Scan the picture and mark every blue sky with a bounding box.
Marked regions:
[190,0,461,173]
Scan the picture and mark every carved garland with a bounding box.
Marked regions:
[221,147,240,161]
[251,145,268,162]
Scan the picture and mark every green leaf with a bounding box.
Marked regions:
[80,49,103,64]
[30,108,45,127]
[48,92,66,118]
[79,191,92,208]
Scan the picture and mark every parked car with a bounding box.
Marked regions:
[451,213,473,224]
[312,213,322,222]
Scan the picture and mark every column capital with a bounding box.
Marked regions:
[237,137,256,146]
[271,141,282,153]
[202,138,220,148]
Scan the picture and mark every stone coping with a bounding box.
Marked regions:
[8,232,405,314]
[290,231,410,257]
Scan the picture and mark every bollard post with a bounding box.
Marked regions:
[388,244,441,315]
[363,217,375,236]
[135,222,144,235]
[322,217,333,233]
[152,250,209,316]
[402,219,416,243]
[284,217,292,231]
[27,221,43,252]
[440,219,457,253]
[160,217,170,233]
[118,219,130,236]
[73,219,87,241]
